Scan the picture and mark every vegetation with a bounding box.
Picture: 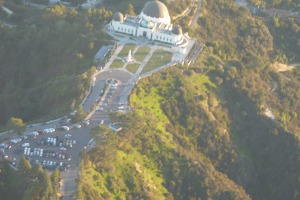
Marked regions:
[118,43,136,58]
[126,63,140,74]
[110,58,124,69]
[0,157,61,200]
[267,16,300,62]
[0,3,112,128]
[1,0,300,199]
[71,105,86,123]
[134,46,150,62]
[141,49,173,73]
[6,117,26,135]
[249,0,299,8]
[76,0,300,200]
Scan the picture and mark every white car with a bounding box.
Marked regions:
[24,147,28,155]
[10,139,17,144]
[75,124,81,128]
[100,120,104,125]
[15,138,22,142]
[97,107,104,111]
[30,131,39,136]
[62,126,70,131]
[27,148,31,155]
[22,143,30,147]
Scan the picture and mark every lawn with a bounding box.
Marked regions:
[134,46,150,62]
[110,58,124,69]
[126,63,140,74]
[141,49,173,74]
[118,43,136,58]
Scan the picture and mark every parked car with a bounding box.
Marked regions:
[22,143,30,147]
[62,126,70,131]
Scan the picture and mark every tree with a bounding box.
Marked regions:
[41,170,54,200]
[18,155,32,175]
[125,4,136,16]
[7,117,26,135]
[47,4,67,18]
[72,105,85,122]
[51,169,61,195]
[32,163,44,180]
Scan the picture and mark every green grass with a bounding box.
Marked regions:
[118,43,136,58]
[134,46,150,62]
[126,63,140,74]
[141,49,173,74]
[110,58,124,69]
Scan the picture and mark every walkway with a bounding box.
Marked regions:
[189,0,202,27]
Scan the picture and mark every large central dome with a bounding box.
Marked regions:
[142,0,169,18]
[140,0,171,24]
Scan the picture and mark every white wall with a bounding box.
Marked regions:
[112,21,136,36]
[111,19,183,45]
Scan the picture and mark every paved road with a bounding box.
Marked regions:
[1,32,195,199]
[60,70,133,200]
[190,0,202,27]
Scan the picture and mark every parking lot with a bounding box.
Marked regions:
[2,122,94,172]
[0,68,137,200]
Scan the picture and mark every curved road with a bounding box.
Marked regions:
[3,31,196,200]
[189,0,202,27]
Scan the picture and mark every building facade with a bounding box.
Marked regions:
[108,0,186,46]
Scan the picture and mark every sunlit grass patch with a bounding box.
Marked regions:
[118,43,136,58]
[134,46,150,62]
[141,49,173,74]
[126,63,140,73]
[111,58,124,68]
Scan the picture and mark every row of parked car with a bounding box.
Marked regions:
[23,147,71,160]
[29,158,70,171]
[26,120,90,137]
[1,135,29,147]
[39,136,76,148]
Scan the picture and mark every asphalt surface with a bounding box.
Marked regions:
[1,32,199,199]
[2,67,135,200]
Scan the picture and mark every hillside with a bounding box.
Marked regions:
[77,0,300,199]
[0,2,112,128]
[0,0,299,199]
[0,157,61,200]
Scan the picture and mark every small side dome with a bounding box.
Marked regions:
[172,25,182,35]
[113,12,124,22]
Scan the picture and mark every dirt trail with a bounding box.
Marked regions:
[273,62,300,72]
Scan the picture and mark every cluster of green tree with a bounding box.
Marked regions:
[76,108,250,200]
[0,156,61,200]
[161,0,193,17]
[0,3,112,128]
[267,16,300,62]
[76,0,300,199]
[30,0,49,5]
[249,0,299,8]
[194,0,300,199]
[267,69,300,133]
[103,0,193,19]
[103,0,148,14]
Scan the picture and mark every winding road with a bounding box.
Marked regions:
[189,0,202,27]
